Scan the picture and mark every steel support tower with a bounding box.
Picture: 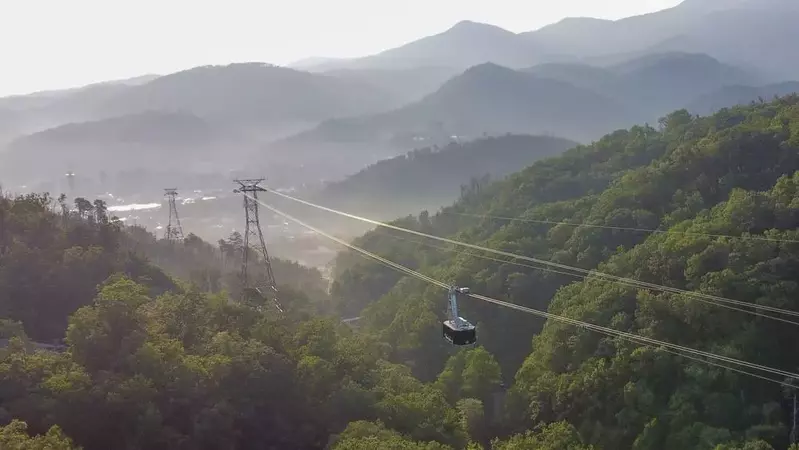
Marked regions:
[233,179,279,307]
[164,189,185,241]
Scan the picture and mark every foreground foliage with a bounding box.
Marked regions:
[0,420,79,450]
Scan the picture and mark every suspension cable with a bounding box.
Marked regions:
[264,189,799,322]
[250,194,799,385]
[369,230,799,326]
[444,211,799,244]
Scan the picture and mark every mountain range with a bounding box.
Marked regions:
[299,0,799,81]
[0,64,407,187]
[3,110,235,180]
[265,51,774,181]
[305,134,577,225]
[2,0,799,206]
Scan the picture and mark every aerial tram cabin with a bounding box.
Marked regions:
[443,286,477,346]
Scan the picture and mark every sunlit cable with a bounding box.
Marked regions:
[370,230,799,326]
[445,211,799,244]
[265,189,799,321]
[252,195,799,384]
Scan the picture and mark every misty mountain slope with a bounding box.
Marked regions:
[307,0,799,81]
[21,83,139,125]
[0,76,162,140]
[260,63,635,185]
[686,81,799,115]
[323,66,460,105]
[521,5,700,59]
[524,53,758,119]
[0,64,403,150]
[0,109,23,146]
[309,134,577,221]
[531,17,616,45]
[523,63,616,90]
[398,63,634,138]
[0,75,160,112]
[606,52,757,116]
[277,63,634,152]
[529,0,799,80]
[299,4,698,72]
[266,51,773,192]
[97,63,399,127]
[288,56,350,72]
[318,21,538,71]
[522,0,793,59]
[643,6,799,81]
[0,111,240,184]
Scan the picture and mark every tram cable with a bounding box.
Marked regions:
[263,189,799,324]
[443,211,799,244]
[247,194,799,387]
[367,229,799,326]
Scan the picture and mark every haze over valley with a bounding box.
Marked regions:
[3,0,798,268]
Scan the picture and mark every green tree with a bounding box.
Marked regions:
[493,422,594,450]
[0,420,80,450]
[457,398,487,445]
[73,197,93,219]
[332,421,452,450]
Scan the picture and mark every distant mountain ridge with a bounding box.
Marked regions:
[322,66,460,105]
[0,63,406,148]
[301,0,799,81]
[316,21,539,72]
[0,111,239,184]
[524,52,758,118]
[270,63,636,170]
[266,50,779,183]
[308,134,577,222]
[98,63,398,125]
[0,63,413,187]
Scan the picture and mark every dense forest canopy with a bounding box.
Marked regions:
[329,96,799,449]
[0,191,534,449]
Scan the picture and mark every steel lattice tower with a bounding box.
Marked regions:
[233,179,279,306]
[164,189,185,241]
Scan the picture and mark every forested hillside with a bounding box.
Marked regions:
[0,193,175,341]
[329,96,799,449]
[0,190,558,449]
[308,135,576,226]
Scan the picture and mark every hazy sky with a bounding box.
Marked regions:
[0,0,682,96]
